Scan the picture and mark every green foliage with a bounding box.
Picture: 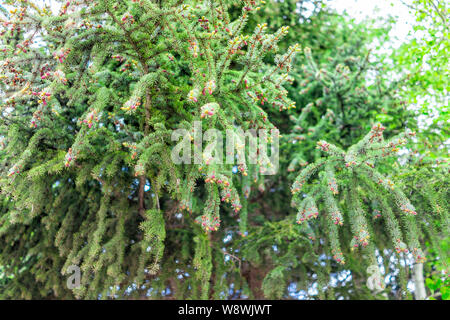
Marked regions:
[0,0,447,300]
[292,124,429,266]
[392,0,449,157]
[425,238,450,300]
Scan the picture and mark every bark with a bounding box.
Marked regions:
[413,263,426,300]
[242,262,269,299]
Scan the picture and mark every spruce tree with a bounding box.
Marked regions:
[0,0,447,300]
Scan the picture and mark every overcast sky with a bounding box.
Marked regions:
[28,0,418,47]
[329,0,416,47]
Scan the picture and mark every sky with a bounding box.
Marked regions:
[26,0,419,47]
[329,0,416,47]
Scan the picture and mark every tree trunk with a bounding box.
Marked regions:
[413,263,426,300]
[242,263,268,299]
